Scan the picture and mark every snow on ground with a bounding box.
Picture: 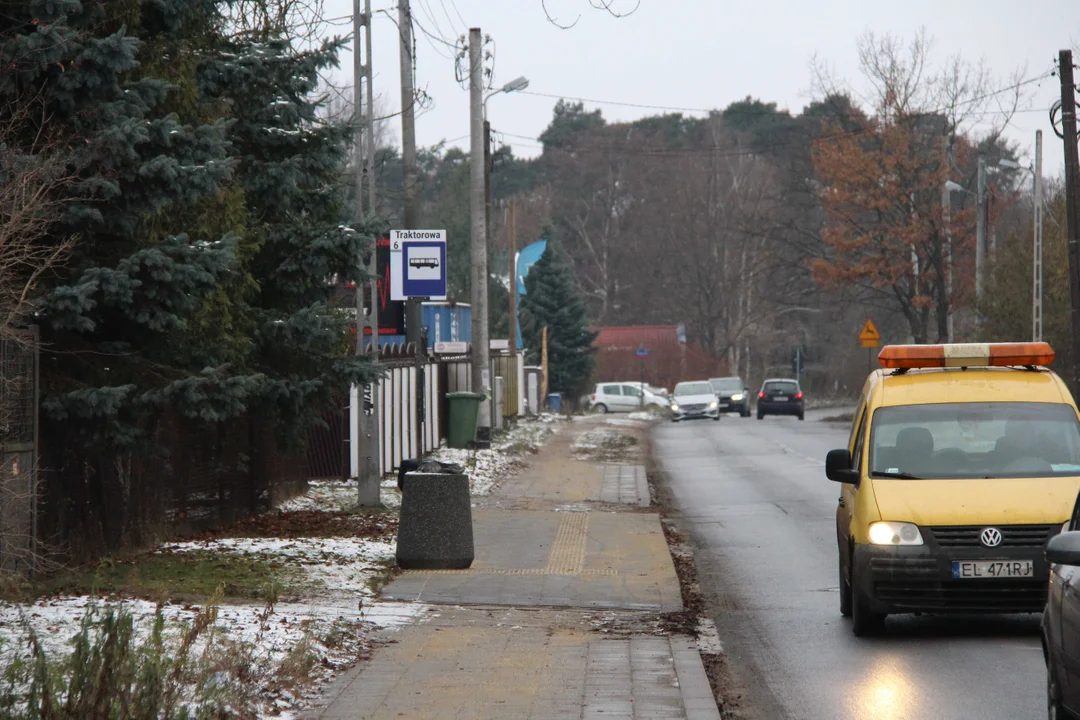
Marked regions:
[276,417,560,509]
[160,536,397,597]
[427,417,561,496]
[0,417,558,718]
[277,479,365,513]
[0,595,429,719]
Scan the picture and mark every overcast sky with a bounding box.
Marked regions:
[322,0,1080,176]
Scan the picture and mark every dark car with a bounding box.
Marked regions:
[757,378,804,421]
[1043,493,1080,717]
[709,376,751,417]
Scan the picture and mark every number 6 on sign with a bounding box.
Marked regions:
[389,229,447,301]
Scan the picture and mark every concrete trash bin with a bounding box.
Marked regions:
[395,463,474,570]
[446,391,484,448]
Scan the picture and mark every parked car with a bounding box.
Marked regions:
[1045,497,1080,717]
[757,378,804,420]
[709,376,751,417]
[670,381,720,422]
[589,382,670,413]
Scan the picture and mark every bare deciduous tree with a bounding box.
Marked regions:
[0,97,81,346]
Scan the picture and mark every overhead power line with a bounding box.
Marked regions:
[520,72,1054,120]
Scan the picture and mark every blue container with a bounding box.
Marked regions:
[546,393,562,413]
[421,303,472,346]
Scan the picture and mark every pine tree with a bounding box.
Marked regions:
[519,240,597,397]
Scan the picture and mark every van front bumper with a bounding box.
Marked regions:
[852,538,1054,615]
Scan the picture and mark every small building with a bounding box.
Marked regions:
[592,324,727,391]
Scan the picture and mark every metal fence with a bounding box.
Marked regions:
[0,331,38,574]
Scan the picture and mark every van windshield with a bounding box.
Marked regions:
[868,402,1080,479]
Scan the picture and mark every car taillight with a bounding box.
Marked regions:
[795,391,803,400]
[758,391,765,399]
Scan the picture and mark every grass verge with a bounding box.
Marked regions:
[42,550,286,602]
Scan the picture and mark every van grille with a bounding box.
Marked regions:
[926,525,1057,548]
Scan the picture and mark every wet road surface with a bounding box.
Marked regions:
[653,409,1045,720]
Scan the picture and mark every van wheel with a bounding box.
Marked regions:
[593,403,608,414]
[839,552,852,618]
[851,571,886,637]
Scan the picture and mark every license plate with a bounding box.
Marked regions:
[773,396,788,402]
[951,560,1034,579]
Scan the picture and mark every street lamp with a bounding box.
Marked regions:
[942,180,973,342]
[484,76,530,118]
[478,75,529,436]
[998,135,1044,342]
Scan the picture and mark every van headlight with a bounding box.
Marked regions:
[868,521,924,546]
[730,393,744,401]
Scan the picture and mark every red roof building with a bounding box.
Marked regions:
[592,324,727,392]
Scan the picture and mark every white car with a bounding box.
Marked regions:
[589,382,670,413]
[670,381,720,422]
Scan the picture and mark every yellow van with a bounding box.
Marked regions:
[826,342,1080,636]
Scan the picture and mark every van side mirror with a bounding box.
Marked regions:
[1047,531,1080,566]
[825,449,859,484]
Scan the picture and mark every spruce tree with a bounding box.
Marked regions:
[2,1,378,451]
[199,36,378,433]
[519,241,597,397]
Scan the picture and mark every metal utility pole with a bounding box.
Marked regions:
[975,155,987,307]
[1034,129,1044,342]
[469,28,491,447]
[1060,50,1080,388]
[942,137,954,343]
[354,0,380,505]
[508,198,518,367]
[398,0,423,347]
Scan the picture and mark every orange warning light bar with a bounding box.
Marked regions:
[878,342,1055,369]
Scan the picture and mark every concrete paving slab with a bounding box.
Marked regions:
[313,606,720,720]
[381,509,682,612]
[602,463,651,506]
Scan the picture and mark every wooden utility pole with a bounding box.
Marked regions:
[1059,50,1080,389]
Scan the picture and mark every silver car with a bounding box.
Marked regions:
[670,381,720,422]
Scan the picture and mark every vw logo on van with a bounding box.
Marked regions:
[980,527,1003,548]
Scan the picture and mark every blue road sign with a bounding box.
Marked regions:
[636,346,649,357]
[391,230,447,300]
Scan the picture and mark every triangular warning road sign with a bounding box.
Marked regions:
[858,319,880,343]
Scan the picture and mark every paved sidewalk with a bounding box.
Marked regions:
[313,417,721,720]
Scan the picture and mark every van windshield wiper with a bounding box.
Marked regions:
[870,471,922,479]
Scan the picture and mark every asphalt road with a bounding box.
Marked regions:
[652,408,1046,720]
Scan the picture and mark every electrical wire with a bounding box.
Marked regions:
[520,72,1053,120]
